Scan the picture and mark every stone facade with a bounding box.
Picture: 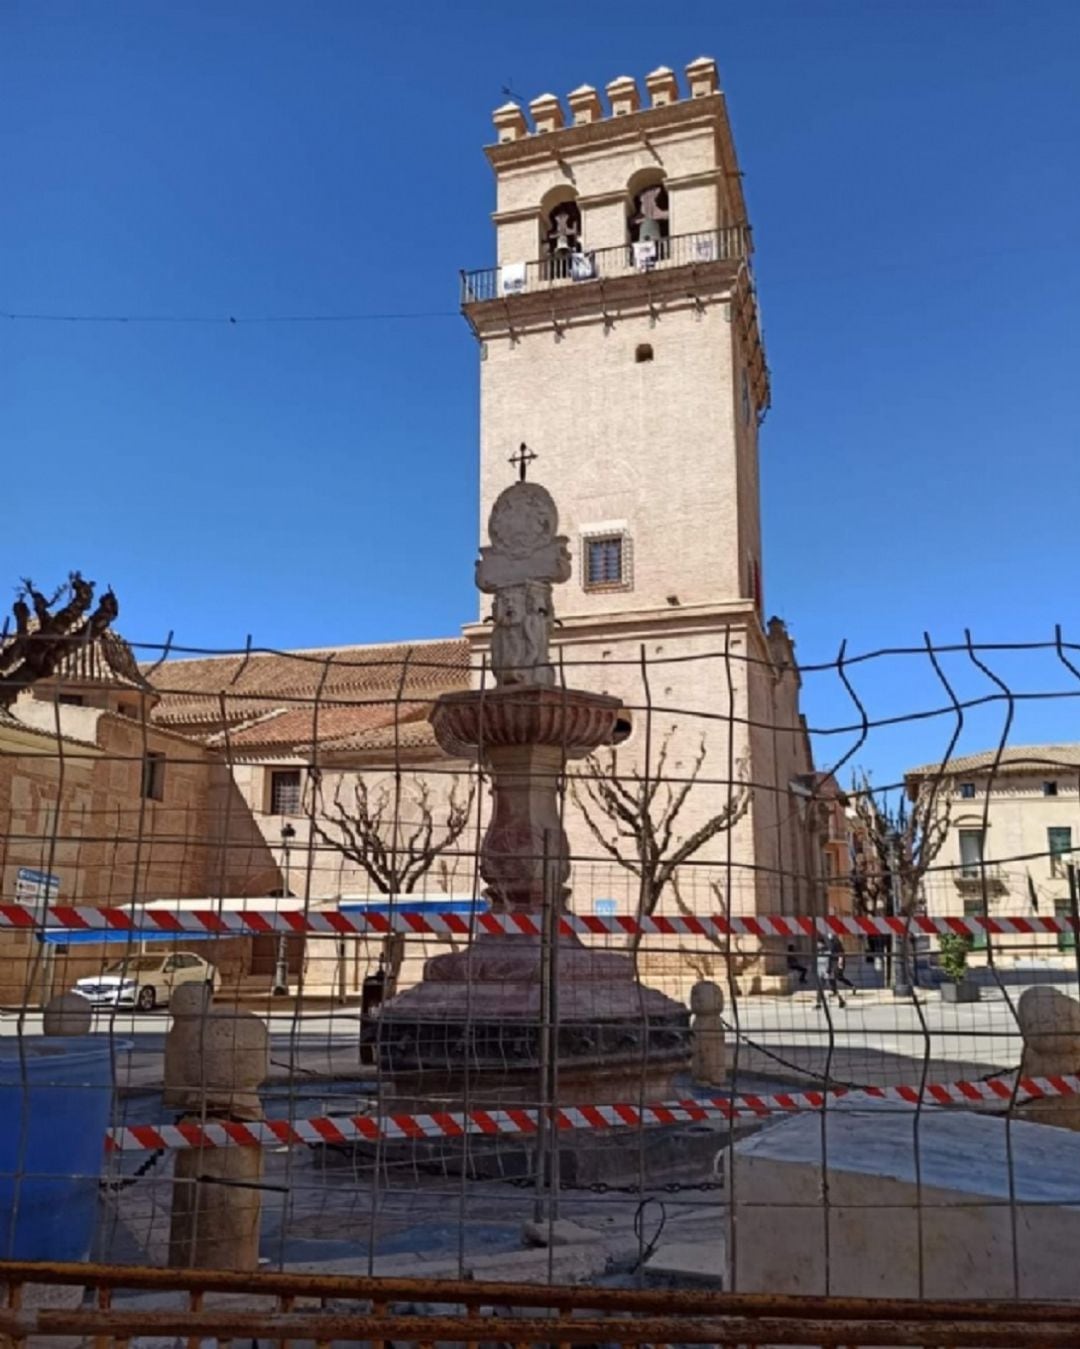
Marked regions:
[0,692,270,1004]
[906,745,1080,965]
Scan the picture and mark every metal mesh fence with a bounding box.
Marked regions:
[1,626,1080,1335]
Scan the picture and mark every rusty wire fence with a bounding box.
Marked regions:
[1,627,1080,1342]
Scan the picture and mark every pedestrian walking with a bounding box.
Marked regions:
[786,943,808,985]
[828,933,858,995]
[815,938,845,1010]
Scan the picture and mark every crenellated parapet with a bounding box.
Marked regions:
[490,58,720,142]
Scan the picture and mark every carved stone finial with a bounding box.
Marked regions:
[477,480,571,687]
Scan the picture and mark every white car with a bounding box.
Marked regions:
[74,951,220,1011]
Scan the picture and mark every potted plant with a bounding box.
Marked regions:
[938,933,980,1003]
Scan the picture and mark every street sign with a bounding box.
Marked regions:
[14,867,59,907]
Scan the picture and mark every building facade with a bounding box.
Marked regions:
[906,745,1080,962]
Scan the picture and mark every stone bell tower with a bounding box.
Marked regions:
[463,58,768,624]
[461,60,814,958]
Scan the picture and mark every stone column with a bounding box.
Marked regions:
[42,992,92,1037]
[165,985,269,1270]
[480,741,569,914]
[690,981,726,1087]
[1017,986,1080,1131]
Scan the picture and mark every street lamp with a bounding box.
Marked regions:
[272,823,296,997]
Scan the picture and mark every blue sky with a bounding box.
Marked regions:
[3,1,1079,785]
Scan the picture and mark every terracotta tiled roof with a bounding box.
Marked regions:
[211,701,429,754]
[1,628,150,693]
[906,744,1080,779]
[147,638,470,757]
[319,709,441,754]
[53,630,151,691]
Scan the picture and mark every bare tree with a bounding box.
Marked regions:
[849,771,952,992]
[311,773,476,989]
[0,572,118,709]
[570,729,752,942]
[848,772,952,917]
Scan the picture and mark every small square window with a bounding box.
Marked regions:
[141,751,166,802]
[1043,781,1058,797]
[270,769,302,816]
[959,783,976,799]
[585,535,625,588]
[58,693,84,707]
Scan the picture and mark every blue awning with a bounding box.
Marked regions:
[338,897,486,917]
[38,928,232,947]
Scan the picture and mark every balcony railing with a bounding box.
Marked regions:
[460,226,751,305]
[954,862,1008,888]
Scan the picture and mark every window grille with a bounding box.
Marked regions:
[584,534,630,590]
[270,769,302,816]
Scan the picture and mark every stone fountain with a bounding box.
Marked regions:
[372,469,691,1132]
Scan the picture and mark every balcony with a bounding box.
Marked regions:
[460,226,752,306]
[953,862,1008,893]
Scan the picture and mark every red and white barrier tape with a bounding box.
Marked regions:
[3,903,1075,940]
[106,1073,1080,1153]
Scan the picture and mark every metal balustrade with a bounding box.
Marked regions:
[461,226,751,304]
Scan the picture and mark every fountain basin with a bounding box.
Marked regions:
[431,685,624,757]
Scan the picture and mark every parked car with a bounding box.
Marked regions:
[74,951,220,1011]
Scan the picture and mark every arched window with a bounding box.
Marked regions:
[628,174,670,264]
[541,195,582,279]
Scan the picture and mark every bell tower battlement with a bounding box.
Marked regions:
[480,60,753,280]
[463,58,770,626]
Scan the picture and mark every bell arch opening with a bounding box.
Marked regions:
[540,187,582,280]
[627,171,670,261]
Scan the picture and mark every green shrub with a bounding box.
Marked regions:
[938,933,973,983]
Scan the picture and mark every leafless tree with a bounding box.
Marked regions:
[0,572,118,709]
[311,773,476,988]
[571,729,752,943]
[849,771,952,991]
[848,771,952,917]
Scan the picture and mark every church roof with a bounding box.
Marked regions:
[1,624,150,694]
[146,637,471,759]
[52,629,152,691]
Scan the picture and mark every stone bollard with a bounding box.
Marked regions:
[165,983,269,1270]
[42,991,92,1037]
[1017,986,1080,1131]
[690,981,726,1087]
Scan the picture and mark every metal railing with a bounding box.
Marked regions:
[2,1262,1079,1345]
[955,861,1008,885]
[460,226,751,304]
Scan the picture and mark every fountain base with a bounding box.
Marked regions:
[370,933,691,1112]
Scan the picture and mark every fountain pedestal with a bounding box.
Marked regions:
[374,686,691,1115]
